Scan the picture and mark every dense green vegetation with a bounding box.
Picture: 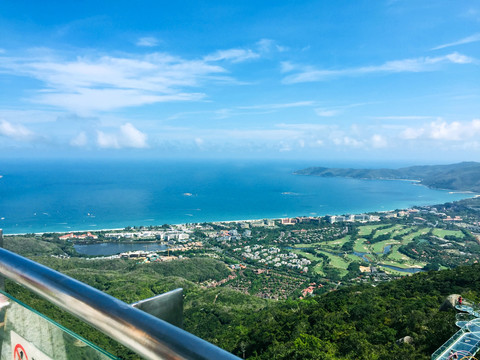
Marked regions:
[186,264,480,359]
[4,251,480,359]
[295,161,480,192]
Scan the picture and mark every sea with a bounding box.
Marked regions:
[0,158,475,234]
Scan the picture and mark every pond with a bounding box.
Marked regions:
[380,264,424,273]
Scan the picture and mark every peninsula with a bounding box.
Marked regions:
[295,161,480,192]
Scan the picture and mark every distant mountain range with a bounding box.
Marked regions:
[295,161,480,192]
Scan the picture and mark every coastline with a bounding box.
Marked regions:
[3,195,476,236]
[3,194,477,236]
[1,160,477,236]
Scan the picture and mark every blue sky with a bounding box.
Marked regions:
[0,0,479,162]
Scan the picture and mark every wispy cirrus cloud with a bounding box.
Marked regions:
[204,48,260,63]
[136,36,160,47]
[203,39,286,64]
[315,102,373,118]
[315,108,340,117]
[372,115,436,121]
[283,52,474,84]
[0,120,35,141]
[238,101,315,110]
[0,51,228,114]
[167,101,315,121]
[432,33,480,50]
[256,39,288,53]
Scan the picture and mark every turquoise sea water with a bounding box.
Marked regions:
[0,159,474,234]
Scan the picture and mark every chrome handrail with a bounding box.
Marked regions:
[0,248,240,360]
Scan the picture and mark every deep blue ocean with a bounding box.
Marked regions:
[0,159,474,234]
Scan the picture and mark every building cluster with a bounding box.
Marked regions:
[234,244,311,272]
[105,229,191,241]
[281,217,321,225]
[300,282,323,299]
[325,214,379,223]
[209,228,252,242]
[204,274,237,288]
[59,232,98,240]
[119,250,180,263]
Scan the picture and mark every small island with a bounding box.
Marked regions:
[295,161,480,193]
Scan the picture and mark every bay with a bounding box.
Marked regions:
[0,159,473,234]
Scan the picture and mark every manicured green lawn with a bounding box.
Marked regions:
[402,228,430,241]
[353,238,370,253]
[346,253,362,262]
[432,229,464,238]
[358,224,384,236]
[325,235,351,249]
[313,263,325,275]
[386,246,412,262]
[292,250,321,262]
[293,243,316,248]
[316,250,349,269]
[392,227,413,237]
[373,225,398,237]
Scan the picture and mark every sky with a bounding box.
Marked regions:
[0,0,479,162]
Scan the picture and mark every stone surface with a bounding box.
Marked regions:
[440,294,462,311]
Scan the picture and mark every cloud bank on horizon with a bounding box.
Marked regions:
[0,0,479,161]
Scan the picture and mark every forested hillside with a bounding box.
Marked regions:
[5,253,480,359]
[296,162,480,192]
[185,264,480,359]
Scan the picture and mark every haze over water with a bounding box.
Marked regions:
[0,159,473,234]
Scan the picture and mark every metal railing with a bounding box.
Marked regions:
[0,247,240,360]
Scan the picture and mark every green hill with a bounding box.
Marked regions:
[190,264,480,359]
[295,162,480,192]
[5,243,480,359]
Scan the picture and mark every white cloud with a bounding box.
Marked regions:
[429,119,480,141]
[136,37,160,47]
[371,134,388,148]
[432,33,480,50]
[34,88,204,113]
[70,131,88,147]
[400,127,425,140]
[283,52,474,84]
[120,123,148,148]
[280,61,296,73]
[96,123,148,149]
[97,130,120,149]
[204,48,260,63]
[194,137,204,148]
[398,119,480,142]
[256,39,288,53]
[332,136,363,147]
[0,51,227,114]
[0,120,34,141]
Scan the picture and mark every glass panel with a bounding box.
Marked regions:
[0,290,117,360]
